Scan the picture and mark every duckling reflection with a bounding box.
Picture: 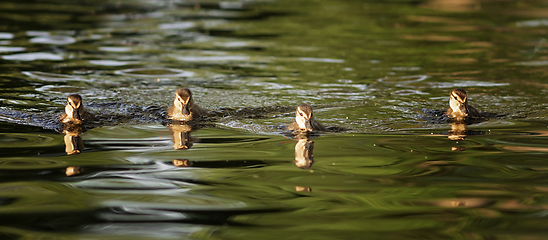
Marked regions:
[295,186,311,192]
[451,146,466,151]
[63,125,85,155]
[294,137,314,169]
[169,123,194,150]
[167,88,208,122]
[65,166,81,176]
[287,104,326,133]
[173,159,192,167]
[448,122,467,141]
[446,88,481,121]
[422,198,493,208]
[59,94,94,124]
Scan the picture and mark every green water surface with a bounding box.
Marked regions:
[1,0,548,239]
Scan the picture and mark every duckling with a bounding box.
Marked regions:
[167,88,207,121]
[286,104,326,132]
[59,94,94,124]
[445,88,481,121]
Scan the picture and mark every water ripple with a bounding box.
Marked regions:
[101,207,189,221]
[22,71,85,82]
[378,75,428,86]
[427,80,510,88]
[516,60,548,66]
[89,60,133,66]
[114,68,194,78]
[82,223,207,239]
[515,19,548,27]
[0,158,67,170]
[175,55,249,62]
[2,52,63,61]
[99,46,133,52]
[0,32,14,39]
[298,57,345,63]
[29,35,76,45]
[0,46,25,53]
[158,21,195,30]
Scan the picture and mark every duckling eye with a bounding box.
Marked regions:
[299,112,303,117]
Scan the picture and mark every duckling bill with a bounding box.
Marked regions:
[59,94,93,124]
[286,104,326,132]
[446,88,481,121]
[167,88,207,121]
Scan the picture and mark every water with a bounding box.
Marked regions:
[1,0,548,239]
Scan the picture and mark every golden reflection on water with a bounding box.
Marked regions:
[294,136,314,170]
[173,159,192,167]
[63,125,85,155]
[169,123,194,150]
[295,186,311,192]
[448,122,467,141]
[65,166,81,176]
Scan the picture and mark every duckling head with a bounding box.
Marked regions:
[173,88,194,118]
[65,94,83,121]
[295,104,314,131]
[449,88,469,117]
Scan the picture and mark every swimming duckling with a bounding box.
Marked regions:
[286,104,326,132]
[445,88,481,121]
[167,88,207,121]
[59,94,94,124]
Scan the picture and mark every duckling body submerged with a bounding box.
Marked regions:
[445,88,481,121]
[167,88,207,121]
[59,94,94,124]
[287,104,326,132]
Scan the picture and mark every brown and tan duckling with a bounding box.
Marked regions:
[445,88,481,121]
[59,94,94,124]
[167,88,207,121]
[286,104,326,132]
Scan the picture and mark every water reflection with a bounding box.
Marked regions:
[415,198,493,208]
[169,123,194,150]
[421,0,480,12]
[295,186,311,192]
[294,136,314,169]
[63,125,85,155]
[173,159,192,167]
[65,166,82,176]
[448,122,467,141]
